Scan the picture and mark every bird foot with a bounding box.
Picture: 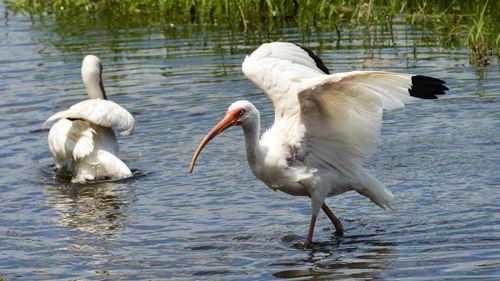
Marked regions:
[302,241,312,249]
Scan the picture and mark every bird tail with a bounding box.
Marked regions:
[355,168,394,209]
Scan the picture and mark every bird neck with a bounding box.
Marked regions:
[85,81,105,99]
[241,113,264,169]
[82,66,107,100]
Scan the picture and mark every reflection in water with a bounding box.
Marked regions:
[44,181,136,235]
[273,233,396,279]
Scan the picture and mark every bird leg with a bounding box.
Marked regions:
[322,203,344,236]
[304,214,317,248]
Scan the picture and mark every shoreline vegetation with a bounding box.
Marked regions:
[6,0,499,66]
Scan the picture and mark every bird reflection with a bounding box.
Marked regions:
[274,231,396,279]
[44,182,136,235]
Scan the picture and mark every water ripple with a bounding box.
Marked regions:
[1,2,499,280]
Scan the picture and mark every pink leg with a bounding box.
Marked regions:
[322,203,344,236]
[303,214,317,248]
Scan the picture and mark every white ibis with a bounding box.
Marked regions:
[44,55,134,183]
[189,42,447,247]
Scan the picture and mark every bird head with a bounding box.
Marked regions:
[81,55,107,100]
[189,100,257,173]
[226,100,259,127]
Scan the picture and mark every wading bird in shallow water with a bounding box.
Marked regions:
[45,55,134,183]
[189,42,448,247]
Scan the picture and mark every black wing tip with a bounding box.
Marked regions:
[293,43,330,75]
[409,75,448,99]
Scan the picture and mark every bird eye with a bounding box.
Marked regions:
[238,109,244,115]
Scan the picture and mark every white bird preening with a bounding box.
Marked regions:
[44,55,134,183]
[189,42,448,247]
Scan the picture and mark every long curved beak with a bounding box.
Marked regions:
[189,111,240,173]
[99,63,107,100]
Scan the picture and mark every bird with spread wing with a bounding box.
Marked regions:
[189,42,448,247]
[45,55,134,183]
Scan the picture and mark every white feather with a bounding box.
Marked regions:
[45,55,134,183]
[242,42,325,122]
[48,119,95,169]
[242,42,427,208]
[44,99,134,136]
[73,150,131,183]
[297,71,417,178]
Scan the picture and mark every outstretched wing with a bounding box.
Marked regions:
[242,42,447,177]
[242,42,329,122]
[45,99,134,135]
[298,71,447,177]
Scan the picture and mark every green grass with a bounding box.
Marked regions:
[466,0,489,66]
[6,0,500,66]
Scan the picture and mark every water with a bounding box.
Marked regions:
[1,3,499,280]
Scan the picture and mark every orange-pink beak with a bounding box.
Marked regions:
[189,109,242,173]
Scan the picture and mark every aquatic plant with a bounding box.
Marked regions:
[6,0,500,66]
[466,0,489,66]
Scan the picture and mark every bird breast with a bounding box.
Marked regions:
[252,125,315,197]
[286,144,308,167]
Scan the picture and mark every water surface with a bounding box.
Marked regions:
[1,2,499,280]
